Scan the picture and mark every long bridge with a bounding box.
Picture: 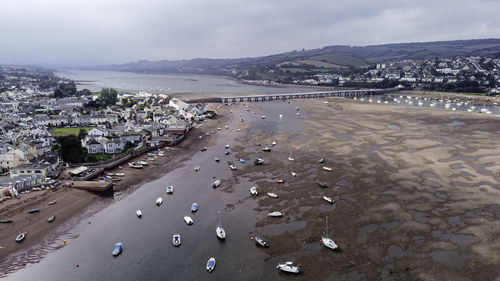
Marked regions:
[184,88,397,104]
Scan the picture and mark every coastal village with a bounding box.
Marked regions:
[0,65,211,198]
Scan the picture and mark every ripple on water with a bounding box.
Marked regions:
[357,224,378,243]
[423,179,442,188]
[451,163,464,170]
[387,245,406,258]
[422,172,437,178]
[336,179,353,189]
[378,194,395,202]
[435,191,448,200]
[409,210,428,223]
[432,230,479,248]
[428,250,477,270]
[381,221,402,230]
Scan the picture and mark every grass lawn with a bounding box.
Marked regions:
[50,127,95,137]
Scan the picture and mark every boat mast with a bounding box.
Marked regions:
[218,210,221,227]
[326,216,329,237]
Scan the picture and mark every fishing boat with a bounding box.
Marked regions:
[254,158,264,165]
[172,234,181,247]
[317,181,328,188]
[48,216,55,222]
[239,158,246,163]
[268,211,283,217]
[166,186,174,194]
[212,180,221,188]
[0,219,13,223]
[191,202,199,212]
[291,172,298,177]
[262,147,271,152]
[254,236,269,247]
[323,196,335,204]
[225,149,231,155]
[112,242,123,256]
[267,192,278,198]
[184,216,194,225]
[288,151,295,161]
[28,208,39,213]
[15,232,26,243]
[321,216,338,250]
[206,257,216,272]
[250,186,258,196]
[136,210,142,218]
[194,166,200,171]
[216,210,226,239]
[229,165,236,170]
[277,262,301,274]
[214,157,220,162]
[322,166,333,171]
[276,179,285,183]
[128,162,143,169]
[48,200,56,205]
[156,197,163,206]
[201,147,207,151]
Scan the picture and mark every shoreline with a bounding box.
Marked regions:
[0,103,228,266]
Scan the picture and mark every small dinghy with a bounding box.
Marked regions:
[136,210,143,218]
[206,257,216,272]
[15,232,26,243]
[317,181,328,188]
[201,147,207,151]
[239,159,246,163]
[225,144,230,149]
[138,161,148,166]
[277,261,301,274]
[0,219,13,223]
[191,202,199,212]
[194,166,200,171]
[166,186,174,194]
[156,197,163,206]
[172,234,181,247]
[267,192,278,198]
[322,166,333,171]
[184,216,193,225]
[250,186,258,196]
[318,158,325,164]
[268,211,283,217]
[271,141,277,146]
[229,165,236,170]
[48,216,55,222]
[212,180,221,188]
[225,149,231,155]
[261,115,266,119]
[291,172,298,177]
[48,201,56,205]
[112,242,123,256]
[115,173,125,177]
[323,196,335,204]
[214,157,220,162]
[276,179,285,183]
[262,147,271,152]
[128,162,143,169]
[254,236,269,248]
[28,209,39,213]
[254,158,264,165]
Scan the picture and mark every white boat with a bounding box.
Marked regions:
[138,161,148,166]
[291,172,298,177]
[214,157,220,162]
[271,141,277,146]
[112,242,123,256]
[15,232,26,243]
[194,166,200,171]
[216,210,226,239]
[115,173,125,177]
[250,186,258,196]
[254,158,264,165]
[445,103,451,109]
[430,102,436,107]
[206,257,216,272]
[296,112,300,116]
[128,162,143,169]
[262,147,271,152]
[268,211,283,217]
[322,166,333,171]
[184,216,193,225]
[212,180,221,188]
[288,151,295,162]
[229,165,236,170]
[277,261,301,274]
[166,186,174,194]
[322,216,338,250]
[261,115,266,119]
[267,192,278,198]
[136,210,142,218]
[172,234,181,247]
[254,236,269,247]
[418,101,423,106]
[323,196,335,204]
[156,197,163,206]
[279,114,283,119]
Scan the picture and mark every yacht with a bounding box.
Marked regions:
[206,257,216,272]
[277,262,301,274]
[191,202,199,212]
[321,216,338,250]
[156,197,163,206]
[136,210,142,218]
[128,162,143,169]
[216,210,226,239]
[172,234,181,247]
[184,216,194,225]
[268,211,283,217]
[254,236,269,247]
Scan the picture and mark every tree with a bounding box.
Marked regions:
[99,88,118,106]
[55,135,86,163]
[77,128,87,140]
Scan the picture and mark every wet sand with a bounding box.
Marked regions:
[227,99,500,280]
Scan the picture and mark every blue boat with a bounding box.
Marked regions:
[191,202,199,212]
[28,209,39,213]
[239,159,246,163]
[225,150,231,155]
[112,242,123,256]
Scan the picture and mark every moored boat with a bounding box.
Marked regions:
[216,210,226,239]
[166,186,174,194]
[276,179,285,183]
[114,173,125,177]
[156,197,163,206]
[212,180,221,188]
[136,210,142,218]
[184,216,193,225]
[323,196,335,204]
[128,162,143,169]
[138,160,148,166]
[277,261,301,274]
[254,236,269,247]
[48,216,55,222]
[250,186,258,196]
[229,164,236,170]
[254,158,264,165]
[48,200,56,205]
[267,192,278,198]
[239,159,246,163]
[262,147,271,152]
[291,172,298,177]
[194,166,200,171]
[0,219,13,223]
[201,147,207,151]
[318,158,325,163]
[214,157,220,162]
[28,208,39,213]
[172,234,181,247]
[317,181,328,188]
[206,257,216,272]
[112,242,123,256]
[321,216,338,250]
[191,202,199,212]
[322,166,333,171]
[268,211,283,217]
[15,232,26,243]
[225,149,231,155]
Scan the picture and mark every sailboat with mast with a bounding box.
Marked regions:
[288,151,295,162]
[321,216,338,250]
[216,210,226,239]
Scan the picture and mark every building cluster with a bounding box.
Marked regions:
[0,68,210,194]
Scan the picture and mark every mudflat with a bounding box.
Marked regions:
[227,98,500,280]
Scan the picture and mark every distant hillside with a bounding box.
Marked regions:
[102,38,500,81]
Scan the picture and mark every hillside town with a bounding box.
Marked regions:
[0,65,210,195]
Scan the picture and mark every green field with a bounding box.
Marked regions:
[50,127,95,137]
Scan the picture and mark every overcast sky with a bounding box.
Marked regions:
[1,0,499,67]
